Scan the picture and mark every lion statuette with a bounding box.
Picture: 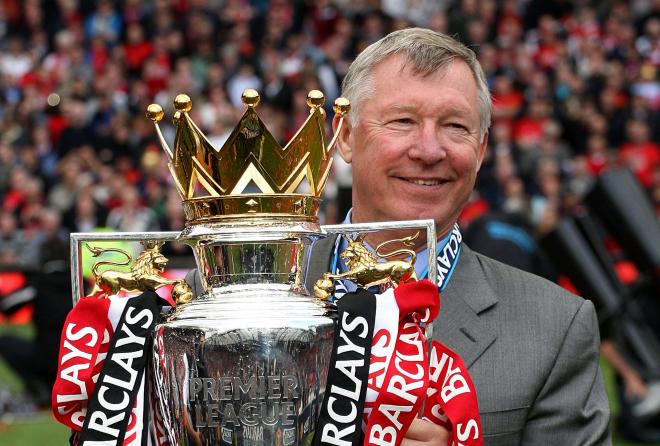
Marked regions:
[313,232,418,300]
[87,241,190,302]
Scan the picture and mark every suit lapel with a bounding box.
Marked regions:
[434,246,498,369]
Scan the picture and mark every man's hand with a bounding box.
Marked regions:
[402,418,450,446]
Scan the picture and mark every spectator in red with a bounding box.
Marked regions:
[585,133,613,175]
[514,99,551,155]
[618,118,660,188]
[491,74,523,124]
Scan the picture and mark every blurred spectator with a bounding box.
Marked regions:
[491,74,523,122]
[618,118,660,188]
[0,37,33,80]
[463,212,555,280]
[84,0,121,45]
[47,157,83,213]
[530,158,562,232]
[123,22,152,77]
[585,133,613,175]
[227,63,262,107]
[62,190,108,233]
[0,211,26,265]
[106,185,159,233]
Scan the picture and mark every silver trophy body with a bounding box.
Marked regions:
[150,223,335,446]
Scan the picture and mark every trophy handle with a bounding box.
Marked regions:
[320,219,437,295]
[319,219,437,338]
[70,231,181,305]
[71,221,437,305]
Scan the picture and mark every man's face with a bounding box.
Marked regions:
[336,55,488,236]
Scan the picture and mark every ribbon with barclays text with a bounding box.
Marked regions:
[78,291,158,446]
[314,280,482,446]
[424,342,482,445]
[53,292,165,446]
[52,297,112,432]
[313,289,377,445]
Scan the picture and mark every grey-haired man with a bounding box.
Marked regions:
[306,27,611,445]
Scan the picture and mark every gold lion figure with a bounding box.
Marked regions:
[314,233,418,300]
[87,241,186,298]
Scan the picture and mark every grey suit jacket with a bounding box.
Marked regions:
[305,237,612,446]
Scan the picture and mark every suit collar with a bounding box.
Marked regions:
[434,245,498,368]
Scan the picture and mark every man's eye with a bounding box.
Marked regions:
[447,123,468,131]
[391,118,413,125]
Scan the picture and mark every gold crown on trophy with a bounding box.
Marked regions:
[146,89,350,224]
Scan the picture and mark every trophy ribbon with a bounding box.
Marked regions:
[312,288,377,445]
[314,279,483,446]
[52,297,112,432]
[54,291,172,446]
[76,291,165,446]
[424,341,482,446]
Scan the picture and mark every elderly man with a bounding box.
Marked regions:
[306,28,611,445]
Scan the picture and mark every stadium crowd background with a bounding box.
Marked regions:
[0,0,659,440]
[0,0,658,268]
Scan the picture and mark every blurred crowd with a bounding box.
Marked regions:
[0,0,658,270]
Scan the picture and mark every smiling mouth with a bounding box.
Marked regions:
[398,177,447,186]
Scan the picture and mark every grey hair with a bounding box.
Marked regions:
[341,28,492,140]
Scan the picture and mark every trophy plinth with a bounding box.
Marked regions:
[152,224,334,445]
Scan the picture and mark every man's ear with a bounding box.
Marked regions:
[332,113,353,164]
[475,130,488,172]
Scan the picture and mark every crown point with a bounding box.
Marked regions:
[174,94,192,112]
[172,110,186,126]
[241,89,260,107]
[307,90,325,108]
[333,97,351,116]
[146,104,164,122]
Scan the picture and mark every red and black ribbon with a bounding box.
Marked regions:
[313,280,482,446]
[313,288,377,446]
[77,291,159,446]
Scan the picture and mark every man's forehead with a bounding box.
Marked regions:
[364,58,476,111]
[372,53,460,80]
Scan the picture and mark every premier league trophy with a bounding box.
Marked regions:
[63,88,438,446]
[145,89,344,445]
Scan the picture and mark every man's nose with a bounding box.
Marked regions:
[408,123,447,164]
